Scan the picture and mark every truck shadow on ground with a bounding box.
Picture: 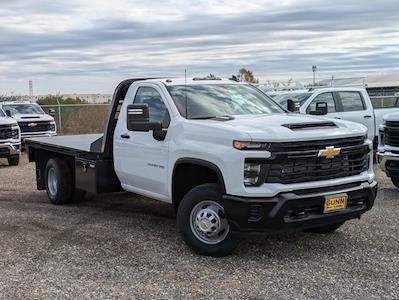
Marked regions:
[68,191,359,259]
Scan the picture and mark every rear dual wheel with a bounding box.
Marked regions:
[45,158,86,204]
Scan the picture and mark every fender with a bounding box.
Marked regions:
[172,158,226,194]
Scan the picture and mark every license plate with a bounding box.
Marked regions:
[324,194,348,213]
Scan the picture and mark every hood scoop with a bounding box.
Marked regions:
[282,121,337,130]
[20,116,40,119]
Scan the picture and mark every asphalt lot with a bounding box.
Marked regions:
[0,155,398,299]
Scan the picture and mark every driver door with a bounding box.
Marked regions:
[114,84,171,201]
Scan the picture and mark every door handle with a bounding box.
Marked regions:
[333,117,341,119]
[120,133,130,139]
[364,115,372,119]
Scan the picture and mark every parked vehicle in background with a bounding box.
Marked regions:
[0,101,57,141]
[26,77,377,256]
[274,87,399,147]
[377,111,399,188]
[0,107,21,165]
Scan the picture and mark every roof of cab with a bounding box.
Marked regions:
[0,100,33,105]
[138,76,243,86]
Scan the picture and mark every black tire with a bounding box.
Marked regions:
[45,158,74,204]
[177,184,237,257]
[391,177,399,189]
[7,155,19,166]
[304,221,345,234]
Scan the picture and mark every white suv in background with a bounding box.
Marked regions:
[274,87,399,147]
[0,107,21,165]
[0,101,57,141]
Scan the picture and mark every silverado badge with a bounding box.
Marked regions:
[28,123,37,127]
[318,146,341,158]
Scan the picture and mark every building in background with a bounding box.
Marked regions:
[26,94,112,104]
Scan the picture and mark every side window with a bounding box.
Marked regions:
[133,87,169,125]
[307,93,336,113]
[338,91,365,111]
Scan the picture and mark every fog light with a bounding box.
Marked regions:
[244,163,261,186]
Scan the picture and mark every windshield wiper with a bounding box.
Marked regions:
[189,115,234,121]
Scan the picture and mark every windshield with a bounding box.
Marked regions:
[2,103,45,115]
[0,108,5,117]
[167,84,284,119]
[274,92,312,109]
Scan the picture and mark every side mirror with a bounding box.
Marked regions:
[310,102,328,115]
[287,99,300,112]
[127,104,162,132]
[48,108,56,117]
[5,110,11,117]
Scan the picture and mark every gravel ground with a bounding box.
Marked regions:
[0,155,398,299]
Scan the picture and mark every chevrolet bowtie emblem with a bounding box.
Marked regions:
[28,123,37,127]
[318,146,341,158]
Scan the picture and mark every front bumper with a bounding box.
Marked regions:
[221,181,377,234]
[21,132,56,141]
[0,142,21,158]
[377,151,399,176]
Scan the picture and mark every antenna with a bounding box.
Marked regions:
[185,69,188,119]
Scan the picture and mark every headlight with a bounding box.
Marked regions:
[234,140,271,151]
[49,122,56,131]
[11,125,19,139]
[244,162,262,186]
[11,129,19,139]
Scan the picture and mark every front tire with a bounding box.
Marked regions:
[177,184,237,257]
[304,221,345,234]
[7,155,19,166]
[391,176,399,188]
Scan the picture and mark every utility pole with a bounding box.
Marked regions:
[29,80,33,98]
[312,65,317,85]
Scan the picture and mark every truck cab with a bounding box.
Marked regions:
[26,77,377,256]
[0,107,21,165]
[274,87,399,146]
[0,101,57,141]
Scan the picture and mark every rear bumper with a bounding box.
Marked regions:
[221,181,377,234]
[377,151,399,176]
[0,142,21,158]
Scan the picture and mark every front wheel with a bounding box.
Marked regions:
[7,155,19,166]
[304,221,345,234]
[177,184,237,257]
[391,176,399,189]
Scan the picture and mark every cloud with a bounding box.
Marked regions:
[0,0,398,93]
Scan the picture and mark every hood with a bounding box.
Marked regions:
[0,116,18,126]
[12,113,54,122]
[383,111,399,122]
[193,113,367,142]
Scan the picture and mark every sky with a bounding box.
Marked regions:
[1,0,399,95]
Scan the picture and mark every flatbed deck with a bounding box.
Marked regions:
[27,134,103,154]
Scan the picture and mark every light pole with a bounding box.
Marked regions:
[312,65,317,85]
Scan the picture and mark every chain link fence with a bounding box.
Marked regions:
[40,104,110,135]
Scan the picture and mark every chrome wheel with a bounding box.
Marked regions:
[47,167,58,196]
[190,200,229,244]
